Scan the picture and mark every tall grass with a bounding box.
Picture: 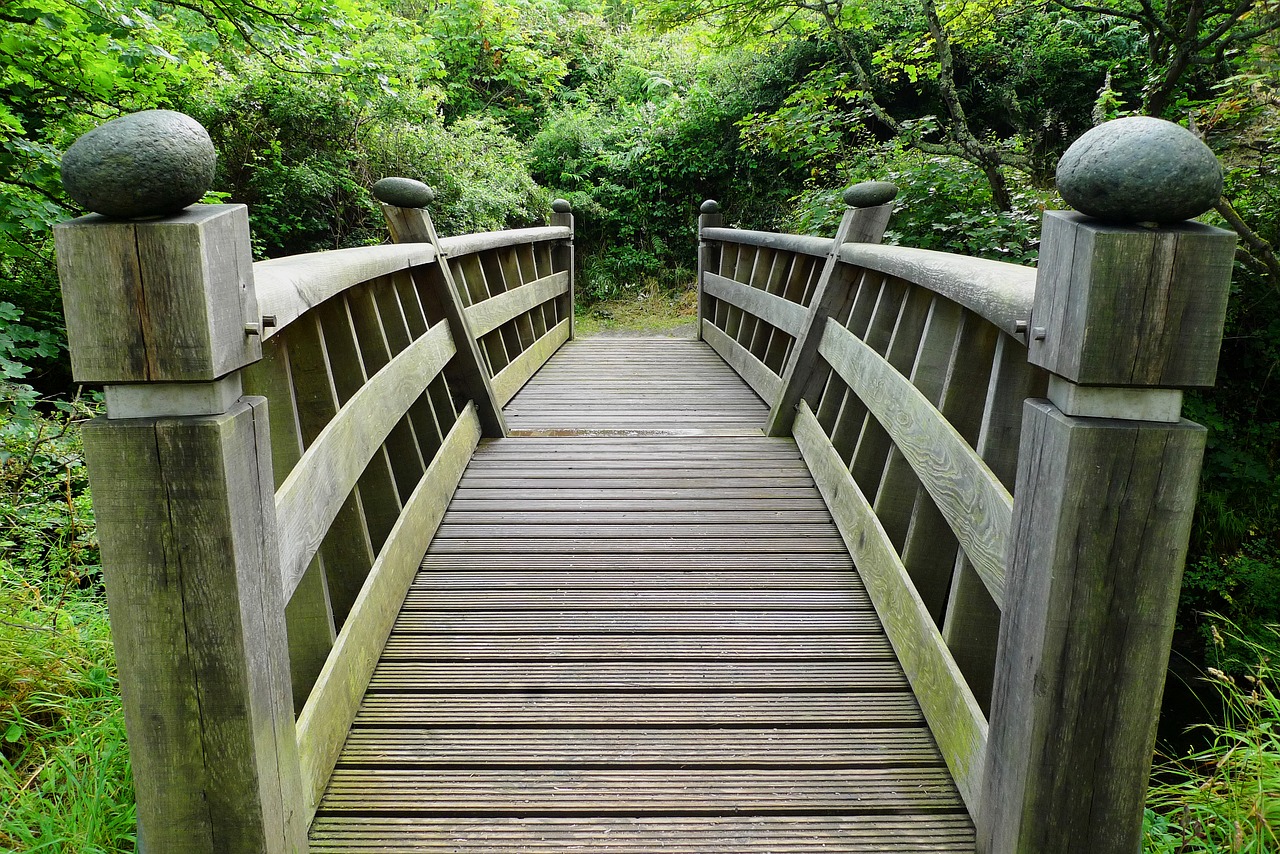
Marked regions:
[1144,622,1280,852]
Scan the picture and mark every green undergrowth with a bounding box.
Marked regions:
[1,388,134,853]
[1144,622,1280,852]
[574,285,698,337]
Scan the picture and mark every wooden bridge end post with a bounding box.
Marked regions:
[764,182,897,436]
[376,187,508,437]
[55,204,308,853]
[550,199,575,340]
[697,199,724,341]
[978,189,1236,848]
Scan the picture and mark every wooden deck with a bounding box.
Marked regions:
[309,338,975,852]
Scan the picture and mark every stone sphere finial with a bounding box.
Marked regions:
[843,181,898,209]
[1056,117,1222,224]
[551,198,572,214]
[372,177,434,209]
[700,199,720,215]
[61,110,216,220]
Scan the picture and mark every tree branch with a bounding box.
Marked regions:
[1217,196,1280,292]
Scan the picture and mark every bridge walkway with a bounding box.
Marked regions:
[308,337,975,852]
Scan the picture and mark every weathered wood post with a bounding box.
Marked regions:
[550,197,576,340]
[697,199,724,339]
[766,181,897,436]
[372,177,507,437]
[54,111,306,852]
[978,118,1236,853]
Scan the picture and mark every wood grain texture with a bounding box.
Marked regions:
[703,271,807,338]
[793,401,987,813]
[276,321,455,602]
[819,320,1011,607]
[438,226,571,257]
[254,243,437,338]
[701,227,833,258]
[465,271,569,337]
[83,401,306,852]
[1030,211,1236,388]
[57,206,260,382]
[491,318,571,405]
[979,400,1205,854]
[701,318,782,405]
[838,243,1035,338]
[296,403,480,823]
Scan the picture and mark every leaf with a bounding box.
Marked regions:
[3,722,23,743]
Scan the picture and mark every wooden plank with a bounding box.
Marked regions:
[701,318,781,405]
[793,401,987,812]
[276,321,455,601]
[378,635,892,658]
[401,589,868,608]
[354,692,923,726]
[309,815,974,852]
[465,271,569,338]
[408,571,859,589]
[368,661,909,691]
[703,271,806,338]
[391,611,883,634]
[492,318,571,405]
[295,403,481,822]
[318,768,964,813]
[424,537,848,554]
[438,226,571,257]
[336,727,939,765]
[701,228,833,258]
[819,320,1011,607]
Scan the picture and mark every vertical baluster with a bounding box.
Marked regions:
[697,200,723,341]
[551,199,575,339]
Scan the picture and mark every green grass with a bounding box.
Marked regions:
[574,286,698,337]
[0,572,134,853]
[1144,622,1280,852]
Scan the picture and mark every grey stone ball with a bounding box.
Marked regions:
[843,181,898,208]
[61,110,216,219]
[551,198,572,213]
[700,199,720,214]
[373,177,434,208]
[1056,117,1222,223]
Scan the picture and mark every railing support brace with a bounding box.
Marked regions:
[696,200,724,340]
[978,210,1236,853]
[55,206,307,853]
[551,199,576,340]
[379,198,508,437]
[765,184,895,436]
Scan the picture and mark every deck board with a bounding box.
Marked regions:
[312,337,975,852]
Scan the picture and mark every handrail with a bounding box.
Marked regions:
[838,243,1035,338]
[695,183,1237,852]
[701,227,832,258]
[56,192,577,849]
[254,243,438,338]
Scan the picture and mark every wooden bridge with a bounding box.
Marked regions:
[54,139,1236,853]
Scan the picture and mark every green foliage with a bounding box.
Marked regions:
[1145,623,1280,852]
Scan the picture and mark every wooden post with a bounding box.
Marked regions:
[977,207,1236,852]
[550,198,575,340]
[375,183,507,438]
[765,181,897,436]
[697,199,724,340]
[55,205,308,853]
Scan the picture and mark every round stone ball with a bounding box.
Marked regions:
[551,198,572,213]
[843,181,898,208]
[373,177,434,208]
[61,110,216,219]
[700,199,720,214]
[1056,117,1222,223]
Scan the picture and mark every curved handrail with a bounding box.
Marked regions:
[838,244,1034,339]
[254,243,438,338]
[439,226,571,257]
[702,227,833,258]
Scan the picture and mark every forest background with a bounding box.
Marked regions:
[0,0,1278,849]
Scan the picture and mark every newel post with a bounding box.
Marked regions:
[550,197,576,340]
[55,112,306,852]
[765,181,897,436]
[978,118,1236,853]
[696,198,724,339]
[372,177,507,437]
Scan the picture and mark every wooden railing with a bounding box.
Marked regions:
[54,188,574,852]
[698,187,1237,853]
